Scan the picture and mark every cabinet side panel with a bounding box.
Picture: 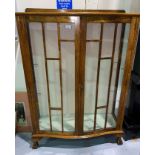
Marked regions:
[16,15,39,133]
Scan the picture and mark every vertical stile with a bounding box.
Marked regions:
[78,16,87,134]
[94,23,104,130]
[57,23,64,132]
[41,23,52,131]
[74,17,81,133]
[104,24,118,129]
[112,24,125,118]
[116,17,140,129]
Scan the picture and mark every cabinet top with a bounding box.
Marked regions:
[16,8,140,17]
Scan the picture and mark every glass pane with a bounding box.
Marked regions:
[83,113,95,132]
[44,23,59,58]
[114,24,122,62]
[61,42,75,132]
[107,114,116,128]
[60,23,75,40]
[51,110,62,131]
[29,23,50,130]
[114,24,131,117]
[98,60,111,107]
[101,23,115,58]
[87,23,101,40]
[84,42,99,131]
[48,61,61,108]
[96,109,106,129]
[105,63,117,127]
[101,23,122,59]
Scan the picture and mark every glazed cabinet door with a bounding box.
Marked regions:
[82,16,139,133]
[21,16,80,133]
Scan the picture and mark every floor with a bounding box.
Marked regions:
[16,130,140,155]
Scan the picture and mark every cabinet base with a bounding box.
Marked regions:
[32,138,39,149]
[31,130,123,149]
[116,137,123,145]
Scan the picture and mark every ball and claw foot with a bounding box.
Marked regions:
[116,137,123,145]
[32,141,39,149]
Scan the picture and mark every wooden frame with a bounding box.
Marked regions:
[16,9,139,148]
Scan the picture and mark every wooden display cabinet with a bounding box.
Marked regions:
[16,9,139,149]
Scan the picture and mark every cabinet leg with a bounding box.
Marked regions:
[32,138,39,149]
[116,137,123,145]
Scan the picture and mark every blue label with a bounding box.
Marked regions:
[57,0,72,9]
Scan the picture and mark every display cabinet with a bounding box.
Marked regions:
[16,9,140,148]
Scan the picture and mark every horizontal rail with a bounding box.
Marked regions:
[97,105,107,109]
[46,58,60,60]
[100,57,112,60]
[60,39,75,42]
[86,40,101,42]
[50,107,62,110]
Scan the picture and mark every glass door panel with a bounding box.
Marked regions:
[29,18,76,132]
[84,42,99,131]
[29,22,51,131]
[84,22,131,132]
[114,24,131,118]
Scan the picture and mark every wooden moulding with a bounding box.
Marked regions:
[33,130,123,139]
[25,8,126,13]
[16,11,139,17]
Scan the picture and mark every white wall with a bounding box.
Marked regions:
[16,0,140,12]
[15,41,26,91]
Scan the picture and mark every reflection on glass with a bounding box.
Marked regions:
[60,23,75,40]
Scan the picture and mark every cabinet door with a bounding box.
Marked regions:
[83,18,135,132]
[28,16,79,133]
